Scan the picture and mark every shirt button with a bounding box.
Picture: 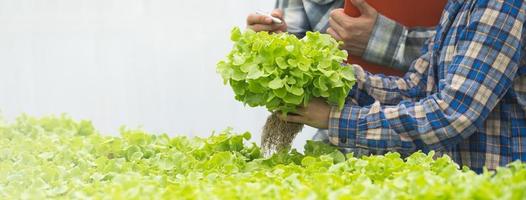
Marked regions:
[339,137,347,144]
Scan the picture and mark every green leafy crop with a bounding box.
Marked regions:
[1,115,526,199]
[217,27,355,113]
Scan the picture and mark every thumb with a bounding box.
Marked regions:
[351,0,376,17]
[271,9,284,20]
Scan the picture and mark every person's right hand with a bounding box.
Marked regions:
[327,0,378,56]
[246,9,287,33]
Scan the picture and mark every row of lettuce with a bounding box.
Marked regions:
[0,115,525,199]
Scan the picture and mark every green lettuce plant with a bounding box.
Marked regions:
[217,27,355,113]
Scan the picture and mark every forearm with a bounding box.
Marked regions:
[352,49,435,105]
[362,15,436,71]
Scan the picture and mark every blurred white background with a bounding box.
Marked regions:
[0,0,316,149]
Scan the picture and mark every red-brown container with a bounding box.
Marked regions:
[344,0,447,76]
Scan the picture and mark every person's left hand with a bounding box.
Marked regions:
[278,98,331,129]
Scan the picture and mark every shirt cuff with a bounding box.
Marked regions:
[362,15,407,70]
[328,104,376,157]
[328,104,364,146]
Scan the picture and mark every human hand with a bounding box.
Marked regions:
[246,9,287,33]
[278,98,331,129]
[327,0,378,56]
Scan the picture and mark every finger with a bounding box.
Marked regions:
[327,28,343,41]
[247,13,273,25]
[275,20,288,32]
[276,111,286,120]
[330,8,355,28]
[248,24,276,32]
[351,0,376,17]
[328,18,347,39]
[284,114,305,124]
[295,107,307,116]
[270,9,284,20]
[270,23,286,30]
[274,25,287,33]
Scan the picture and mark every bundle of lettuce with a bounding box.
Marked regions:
[217,27,355,114]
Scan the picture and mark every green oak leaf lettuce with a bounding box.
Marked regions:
[218,27,355,113]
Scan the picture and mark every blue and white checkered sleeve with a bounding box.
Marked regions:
[329,1,524,155]
[363,15,436,71]
[351,46,435,106]
[276,0,311,38]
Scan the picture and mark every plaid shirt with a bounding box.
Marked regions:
[276,0,436,71]
[329,0,526,173]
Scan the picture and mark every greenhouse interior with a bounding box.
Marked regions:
[1,0,525,199]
